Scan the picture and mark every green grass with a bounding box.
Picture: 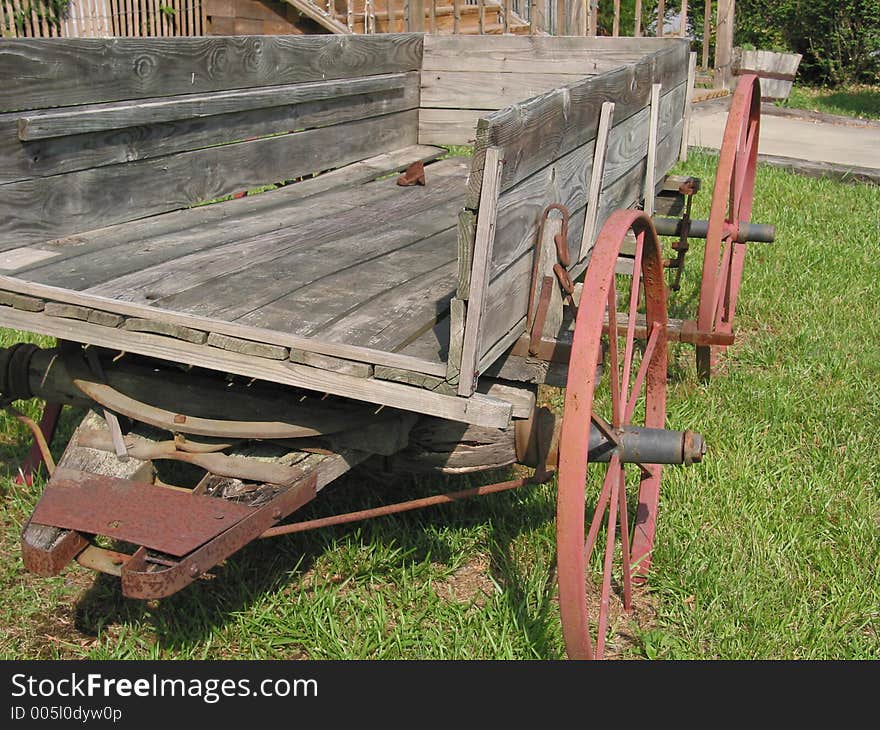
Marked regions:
[1,151,878,659]
[777,84,880,121]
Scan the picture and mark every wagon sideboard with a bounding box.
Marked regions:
[0,33,691,429]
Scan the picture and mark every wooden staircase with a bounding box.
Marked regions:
[283,0,532,35]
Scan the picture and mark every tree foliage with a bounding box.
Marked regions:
[591,1,879,87]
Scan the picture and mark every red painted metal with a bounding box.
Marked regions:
[556,210,668,660]
[696,74,761,380]
[31,467,254,557]
[259,473,551,539]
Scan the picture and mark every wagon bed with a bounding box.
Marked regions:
[0,33,691,429]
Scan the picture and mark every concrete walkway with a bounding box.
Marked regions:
[687,97,880,178]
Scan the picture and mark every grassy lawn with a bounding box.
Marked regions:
[0,151,878,660]
[777,84,880,121]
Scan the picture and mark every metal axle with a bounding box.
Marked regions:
[653,215,776,243]
[588,422,706,466]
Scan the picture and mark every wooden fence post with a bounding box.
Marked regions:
[703,0,712,69]
[714,0,735,89]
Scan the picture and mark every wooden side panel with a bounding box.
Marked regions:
[0,110,419,247]
[0,34,424,113]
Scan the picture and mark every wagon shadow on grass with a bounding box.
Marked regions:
[68,462,569,658]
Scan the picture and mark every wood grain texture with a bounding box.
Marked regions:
[17,72,415,141]
[12,145,444,284]
[0,306,513,428]
[465,40,689,207]
[417,108,482,147]
[420,71,594,110]
[0,75,420,184]
[422,34,675,74]
[0,110,419,247]
[0,34,424,113]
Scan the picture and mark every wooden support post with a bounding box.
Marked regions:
[634,0,641,36]
[580,102,615,261]
[714,0,735,89]
[503,0,510,33]
[681,52,697,162]
[430,0,436,32]
[590,0,598,36]
[657,0,665,36]
[703,0,712,69]
[612,0,619,36]
[479,0,485,34]
[529,0,537,34]
[579,0,587,36]
[458,148,504,398]
[643,84,662,217]
[453,0,460,33]
[680,0,688,36]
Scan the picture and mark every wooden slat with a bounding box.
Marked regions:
[1,75,420,185]
[420,70,600,111]
[681,51,697,161]
[487,81,686,278]
[11,145,445,285]
[465,39,689,207]
[422,34,673,75]
[0,34,424,113]
[579,101,615,261]
[477,119,685,363]
[457,147,503,397]
[18,72,415,141]
[0,307,513,428]
[78,159,466,305]
[0,109,419,246]
[418,108,482,147]
[643,83,662,217]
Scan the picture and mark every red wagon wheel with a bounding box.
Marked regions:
[695,74,761,379]
[557,210,668,660]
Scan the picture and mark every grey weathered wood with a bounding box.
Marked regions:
[0,275,450,378]
[1,34,424,113]
[681,52,697,162]
[374,366,457,394]
[0,307,513,428]
[289,351,374,379]
[0,109,419,246]
[481,350,569,388]
[236,223,460,341]
[14,145,445,284]
[0,290,44,311]
[418,108,483,147]
[18,73,415,141]
[0,76,421,185]
[420,71,598,110]
[83,160,465,314]
[458,147,503,397]
[422,34,675,74]
[488,82,686,279]
[0,247,59,271]
[207,332,289,360]
[579,101,615,261]
[529,215,564,343]
[465,40,689,207]
[446,296,466,383]
[122,318,207,345]
[44,302,92,321]
[643,83,663,217]
[455,209,477,300]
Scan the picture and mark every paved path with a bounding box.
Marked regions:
[688,98,880,173]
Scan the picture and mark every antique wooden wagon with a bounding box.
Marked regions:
[0,33,768,659]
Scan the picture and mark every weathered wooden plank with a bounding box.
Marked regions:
[289,351,374,379]
[236,223,459,339]
[83,159,466,309]
[13,145,445,282]
[465,40,689,207]
[316,260,458,353]
[422,34,674,74]
[0,109,419,246]
[17,72,415,141]
[455,209,476,299]
[0,75,421,184]
[0,290,43,311]
[458,147,503,397]
[0,34,424,113]
[579,101,615,261]
[0,306,513,428]
[417,108,482,147]
[488,82,686,278]
[206,332,289,360]
[0,275,451,377]
[643,83,663,217]
[478,121,684,362]
[421,71,597,111]
[122,317,207,344]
